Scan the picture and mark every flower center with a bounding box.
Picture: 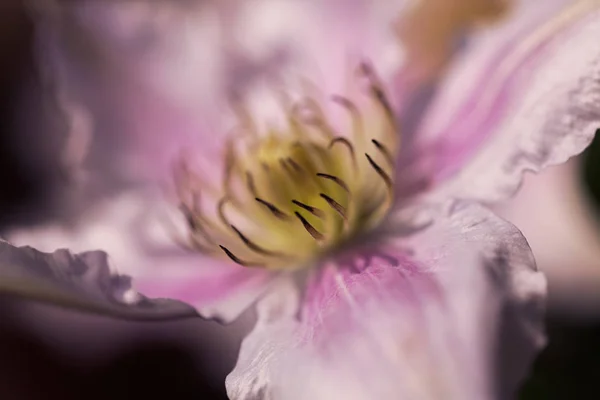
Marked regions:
[175,64,398,270]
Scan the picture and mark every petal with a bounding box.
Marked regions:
[495,156,600,314]
[402,0,600,204]
[0,239,197,320]
[226,202,546,399]
[225,277,301,400]
[8,193,274,322]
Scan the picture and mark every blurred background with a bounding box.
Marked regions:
[1,1,599,399]
[0,3,240,399]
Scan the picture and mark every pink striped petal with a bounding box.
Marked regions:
[226,202,546,399]
[400,1,600,204]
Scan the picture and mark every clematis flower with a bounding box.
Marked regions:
[4,0,600,399]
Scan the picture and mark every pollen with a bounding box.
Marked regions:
[174,63,399,270]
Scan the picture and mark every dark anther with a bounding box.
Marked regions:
[365,153,393,189]
[316,173,350,193]
[279,158,296,176]
[230,225,284,257]
[219,245,262,267]
[328,137,357,166]
[292,200,325,218]
[320,193,347,220]
[358,62,394,121]
[255,197,290,220]
[179,203,216,245]
[286,158,305,174]
[371,139,394,168]
[294,211,325,240]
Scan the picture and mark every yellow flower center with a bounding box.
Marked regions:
[175,64,399,270]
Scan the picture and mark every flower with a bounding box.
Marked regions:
[5,0,600,399]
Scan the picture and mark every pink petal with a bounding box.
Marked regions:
[401,1,600,204]
[134,257,274,323]
[226,202,546,399]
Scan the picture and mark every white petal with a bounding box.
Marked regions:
[408,1,600,204]
[226,202,546,399]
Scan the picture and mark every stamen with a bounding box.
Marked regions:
[279,158,304,177]
[255,197,290,220]
[358,62,394,120]
[365,153,393,190]
[286,158,305,174]
[371,139,394,168]
[223,139,237,191]
[331,95,363,138]
[246,171,258,197]
[186,234,214,254]
[219,245,263,267]
[294,211,325,241]
[328,137,357,169]
[230,225,286,257]
[316,173,350,193]
[217,197,232,229]
[179,203,217,245]
[319,193,347,220]
[292,200,325,218]
[279,158,294,175]
[293,99,334,139]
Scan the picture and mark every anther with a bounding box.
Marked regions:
[230,225,285,257]
[316,173,350,193]
[219,245,262,267]
[331,95,360,121]
[320,193,347,220]
[329,137,357,169]
[358,62,394,121]
[279,158,295,175]
[331,95,364,142]
[179,203,217,245]
[365,153,393,190]
[294,211,325,241]
[286,158,305,174]
[255,197,290,220]
[371,139,394,168]
[292,200,325,218]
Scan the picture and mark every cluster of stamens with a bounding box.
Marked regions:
[174,64,399,270]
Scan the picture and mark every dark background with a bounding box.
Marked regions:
[1,3,599,399]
